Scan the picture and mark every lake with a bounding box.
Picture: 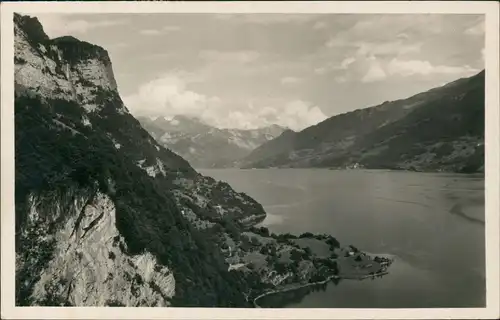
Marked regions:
[199,168,486,308]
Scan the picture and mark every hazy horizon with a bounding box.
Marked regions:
[35,13,485,130]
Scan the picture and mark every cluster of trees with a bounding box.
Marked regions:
[251,226,271,237]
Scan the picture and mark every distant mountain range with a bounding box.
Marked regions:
[239,71,485,173]
[137,115,287,168]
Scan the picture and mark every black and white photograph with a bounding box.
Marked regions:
[1,1,499,319]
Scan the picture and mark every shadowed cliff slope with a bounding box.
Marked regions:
[14,13,265,307]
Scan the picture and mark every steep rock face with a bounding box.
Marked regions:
[241,72,485,173]
[20,188,175,307]
[138,116,286,168]
[14,13,264,307]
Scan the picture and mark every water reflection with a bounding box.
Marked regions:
[257,280,334,308]
[449,203,485,226]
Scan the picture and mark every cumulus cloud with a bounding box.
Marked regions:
[313,21,328,30]
[140,29,161,35]
[320,27,480,83]
[326,37,422,57]
[198,50,260,63]
[36,14,126,38]
[386,58,479,77]
[123,74,326,131]
[347,15,447,37]
[465,20,485,36]
[280,76,302,85]
[313,66,328,75]
[340,53,480,84]
[335,76,348,83]
[278,100,327,130]
[123,74,216,117]
[139,26,181,36]
[213,14,320,25]
[319,36,423,79]
[312,57,356,76]
[362,57,387,83]
[317,14,484,83]
[355,41,423,56]
[340,57,356,69]
[163,26,182,32]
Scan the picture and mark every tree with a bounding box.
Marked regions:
[250,237,260,246]
[274,262,287,274]
[299,232,314,238]
[303,247,312,257]
[290,249,303,262]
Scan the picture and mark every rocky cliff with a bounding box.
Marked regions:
[241,71,485,173]
[14,13,266,307]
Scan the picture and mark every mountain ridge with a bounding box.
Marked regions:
[137,115,287,168]
[240,70,485,173]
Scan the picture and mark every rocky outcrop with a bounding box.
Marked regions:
[18,187,175,307]
[14,16,121,115]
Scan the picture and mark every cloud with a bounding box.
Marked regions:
[386,58,479,77]
[198,50,260,63]
[319,15,483,81]
[313,21,328,30]
[465,20,485,36]
[349,53,480,83]
[355,41,422,56]
[36,14,126,38]
[348,15,446,36]
[213,14,320,25]
[313,67,328,75]
[326,37,422,57]
[123,73,326,130]
[335,76,348,83]
[319,35,424,79]
[340,57,356,69]
[140,29,161,35]
[280,76,302,85]
[318,16,480,83]
[163,26,182,32]
[278,100,327,130]
[123,74,215,117]
[110,43,129,48]
[313,57,356,76]
[362,57,387,83]
[139,26,181,36]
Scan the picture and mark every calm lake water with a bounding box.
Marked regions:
[199,168,486,308]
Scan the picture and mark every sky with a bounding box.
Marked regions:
[35,13,484,131]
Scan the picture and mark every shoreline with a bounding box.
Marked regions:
[201,167,485,176]
[252,269,390,308]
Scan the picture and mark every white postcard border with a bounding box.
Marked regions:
[1,1,499,319]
